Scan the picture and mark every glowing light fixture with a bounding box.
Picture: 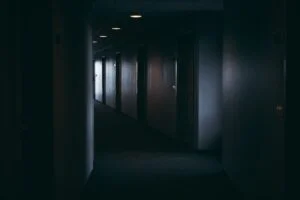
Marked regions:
[93,40,98,44]
[130,14,142,19]
[112,27,121,30]
[99,35,107,38]
[111,1,122,31]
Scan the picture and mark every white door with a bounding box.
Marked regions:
[94,60,103,102]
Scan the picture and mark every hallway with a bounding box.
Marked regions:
[81,102,243,200]
[2,0,285,199]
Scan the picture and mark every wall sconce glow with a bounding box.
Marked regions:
[130,14,142,18]
[99,35,107,38]
[112,27,121,30]
[93,40,98,44]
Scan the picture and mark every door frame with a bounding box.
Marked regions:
[101,56,106,104]
[176,33,197,148]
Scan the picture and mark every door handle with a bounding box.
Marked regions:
[276,104,284,119]
[276,105,283,111]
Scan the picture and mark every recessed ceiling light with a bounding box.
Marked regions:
[112,27,121,30]
[99,35,107,38]
[130,14,142,18]
[93,40,98,44]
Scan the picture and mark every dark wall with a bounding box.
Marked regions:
[147,37,177,137]
[222,0,285,199]
[1,0,22,198]
[120,47,138,119]
[3,1,94,199]
[19,0,54,199]
[53,0,94,199]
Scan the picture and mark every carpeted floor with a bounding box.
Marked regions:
[81,102,243,200]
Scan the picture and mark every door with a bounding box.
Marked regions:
[147,39,177,136]
[94,59,103,102]
[256,0,285,197]
[222,0,285,198]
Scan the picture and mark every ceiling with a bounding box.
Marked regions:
[91,0,223,14]
[90,0,223,25]
[90,0,223,54]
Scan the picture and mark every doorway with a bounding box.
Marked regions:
[94,59,103,102]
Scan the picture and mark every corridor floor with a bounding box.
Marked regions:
[81,102,243,200]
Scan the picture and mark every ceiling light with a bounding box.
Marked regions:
[112,27,121,30]
[93,40,98,44]
[130,14,142,19]
[99,35,107,38]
